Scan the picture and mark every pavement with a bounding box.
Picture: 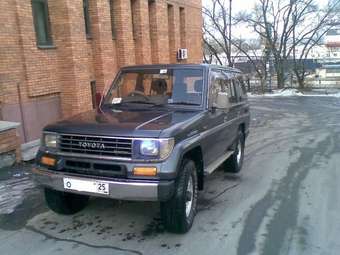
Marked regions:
[0,96,340,255]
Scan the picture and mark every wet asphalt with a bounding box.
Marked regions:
[0,96,340,255]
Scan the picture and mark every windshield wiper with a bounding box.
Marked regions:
[168,102,200,106]
[110,100,166,107]
[123,100,158,105]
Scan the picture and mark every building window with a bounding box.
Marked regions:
[179,7,186,48]
[168,4,175,62]
[148,0,156,40]
[31,0,53,46]
[109,0,116,39]
[90,81,97,109]
[83,0,91,38]
[131,0,137,40]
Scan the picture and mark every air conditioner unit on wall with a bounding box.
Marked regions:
[177,48,188,60]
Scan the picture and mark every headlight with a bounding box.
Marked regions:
[137,138,174,160]
[140,140,159,156]
[44,133,58,148]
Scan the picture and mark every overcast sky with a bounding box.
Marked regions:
[202,0,331,39]
[229,0,257,12]
[202,0,258,39]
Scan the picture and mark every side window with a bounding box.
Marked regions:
[221,71,238,104]
[233,77,247,102]
[227,80,238,103]
[209,71,224,106]
[210,70,239,107]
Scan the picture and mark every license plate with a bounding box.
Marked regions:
[63,178,109,195]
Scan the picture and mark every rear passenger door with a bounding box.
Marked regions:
[202,70,228,167]
[221,71,239,148]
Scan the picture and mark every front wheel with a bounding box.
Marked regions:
[44,188,89,215]
[161,159,198,233]
[225,130,245,173]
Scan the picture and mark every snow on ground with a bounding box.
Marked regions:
[248,89,340,98]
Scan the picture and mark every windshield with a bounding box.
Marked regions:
[104,68,204,107]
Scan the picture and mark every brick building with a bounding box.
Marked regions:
[0,0,203,148]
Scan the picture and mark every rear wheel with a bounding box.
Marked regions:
[225,130,245,173]
[44,188,89,215]
[161,159,198,233]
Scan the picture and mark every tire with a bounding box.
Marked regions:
[44,188,90,215]
[161,159,198,233]
[225,130,245,173]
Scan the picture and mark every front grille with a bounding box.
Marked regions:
[59,134,133,159]
[64,160,126,178]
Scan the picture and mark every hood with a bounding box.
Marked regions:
[44,107,203,138]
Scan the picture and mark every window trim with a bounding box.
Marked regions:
[31,0,54,47]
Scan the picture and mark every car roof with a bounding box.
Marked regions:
[120,63,242,73]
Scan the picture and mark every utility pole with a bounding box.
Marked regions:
[229,0,232,67]
[292,1,297,88]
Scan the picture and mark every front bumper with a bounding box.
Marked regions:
[32,166,175,201]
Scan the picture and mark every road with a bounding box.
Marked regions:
[1,96,340,255]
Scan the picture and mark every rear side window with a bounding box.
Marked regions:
[233,77,247,102]
[209,71,224,106]
[227,80,238,103]
[221,72,237,104]
[210,70,238,106]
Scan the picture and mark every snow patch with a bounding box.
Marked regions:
[248,89,340,98]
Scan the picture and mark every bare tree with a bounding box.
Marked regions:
[203,36,224,65]
[241,0,340,88]
[203,1,267,91]
[203,0,234,67]
[232,38,267,92]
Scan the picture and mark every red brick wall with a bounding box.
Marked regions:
[114,0,136,67]
[132,0,152,65]
[51,0,93,118]
[0,0,203,144]
[89,0,118,92]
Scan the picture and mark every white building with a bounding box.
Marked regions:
[309,28,340,62]
[307,26,340,87]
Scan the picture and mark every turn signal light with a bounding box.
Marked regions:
[133,167,157,176]
[41,156,56,167]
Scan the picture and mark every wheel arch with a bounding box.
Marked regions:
[181,146,204,191]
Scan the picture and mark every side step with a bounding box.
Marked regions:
[204,151,234,176]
